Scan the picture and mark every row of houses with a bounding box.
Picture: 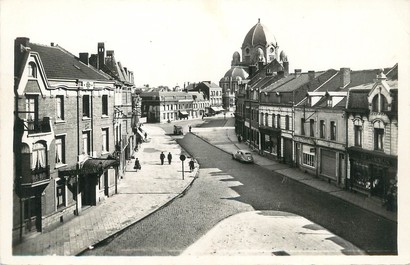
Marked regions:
[140,81,224,123]
[13,38,141,243]
[235,63,398,203]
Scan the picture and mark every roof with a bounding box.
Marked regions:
[222,66,249,80]
[28,43,111,81]
[242,19,277,48]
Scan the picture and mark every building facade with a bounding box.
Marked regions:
[12,37,137,243]
[140,91,208,123]
[346,66,398,202]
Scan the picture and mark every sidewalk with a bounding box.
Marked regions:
[13,124,199,256]
[191,120,397,223]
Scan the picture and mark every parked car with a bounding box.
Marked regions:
[232,150,254,163]
[173,125,184,135]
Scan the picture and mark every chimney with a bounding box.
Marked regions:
[15,37,30,75]
[278,70,285,78]
[50,42,54,47]
[295,69,302,78]
[258,61,264,71]
[308,70,315,81]
[340,68,351,88]
[283,61,289,75]
[79,52,89,65]
[89,54,98,68]
[97,42,105,70]
[106,50,114,57]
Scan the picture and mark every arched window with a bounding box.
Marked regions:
[265,113,269,126]
[372,93,389,112]
[28,62,37,77]
[32,142,47,170]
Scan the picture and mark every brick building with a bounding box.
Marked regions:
[12,38,133,243]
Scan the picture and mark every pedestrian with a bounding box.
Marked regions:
[160,152,165,165]
[167,152,172,164]
[189,125,192,133]
[134,158,141,171]
[189,158,195,172]
[238,135,242,143]
[144,132,147,140]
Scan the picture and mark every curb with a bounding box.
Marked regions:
[76,140,200,256]
[191,132,396,223]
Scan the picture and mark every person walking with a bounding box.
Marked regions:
[134,158,141,171]
[189,125,192,133]
[160,152,165,165]
[144,132,147,141]
[167,152,172,164]
[189,158,195,172]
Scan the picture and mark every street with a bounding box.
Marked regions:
[81,118,397,256]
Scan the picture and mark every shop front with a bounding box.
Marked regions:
[347,146,397,200]
[259,126,281,159]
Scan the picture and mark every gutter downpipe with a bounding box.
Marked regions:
[76,81,80,216]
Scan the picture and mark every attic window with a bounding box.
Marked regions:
[28,62,37,78]
[327,98,332,107]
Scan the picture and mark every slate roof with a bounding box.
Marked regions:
[242,19,277,48]
[222,66,249,80]
[28,43,111,81]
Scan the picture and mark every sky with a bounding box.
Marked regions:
[1,0,409,88]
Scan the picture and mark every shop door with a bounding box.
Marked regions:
[320,149,337,180]
[104,171,109,197]
[23,196,41,233]
[338,154,346,185]
[283,138,293,164]
[371,166,386,198]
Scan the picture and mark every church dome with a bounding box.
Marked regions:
[242,18,277,49]
[223,66,249,80]
[280,50,288,62]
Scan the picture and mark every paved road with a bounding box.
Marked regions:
[82,122,396,255]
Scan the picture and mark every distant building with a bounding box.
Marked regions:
[186,81,223,114]
[140,91,209,123]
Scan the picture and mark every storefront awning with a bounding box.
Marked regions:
[210,106,224,112]
[179,111,189,116]
[58,158,119,177]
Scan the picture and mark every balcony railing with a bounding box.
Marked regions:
[25,117,52,134]
[21,165,50,186]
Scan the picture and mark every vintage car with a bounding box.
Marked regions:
[173,125,184,135]
[232,149,254,163]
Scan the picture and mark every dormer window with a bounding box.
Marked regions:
[327,98,332,107]
[28,62,37,78]
[371,94,388,112]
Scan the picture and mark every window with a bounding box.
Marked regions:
[56,179,66,209]
[285,115,290,130]
[374,128,384,151]
[265,113,268,126]
[102,95,108,116]
[277,114,281,129]
[310,119,315,137]
[330,121,336,140]
[32,142,46,170]
[28,62,37,77]
[55,136,65,165]
[301,118,305,135]
[26,96,37,121]
[272,114,276,128]
[302,145,315,167]
[56,95,64,120]
[320,120,326,138]
[102,128,109,153]
[82,131,90,155]
[83,95,90,118]
[372,94,388,112]
[354,125,362,147]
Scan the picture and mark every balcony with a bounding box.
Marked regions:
[25,117,52,135]
[21,165,51,187]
